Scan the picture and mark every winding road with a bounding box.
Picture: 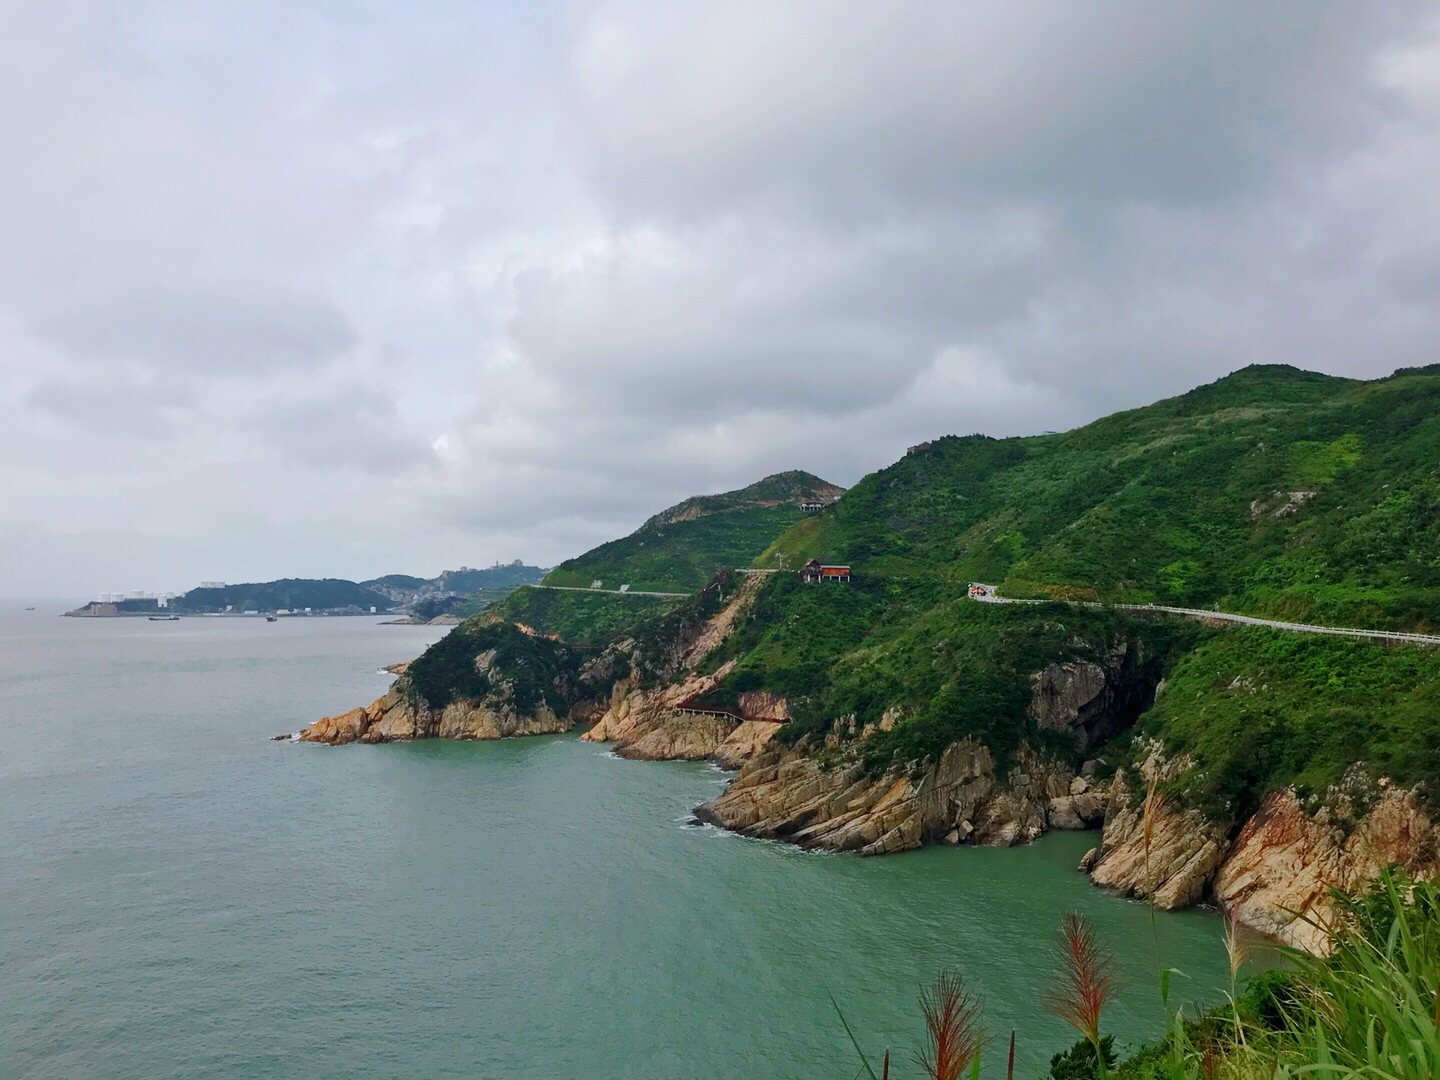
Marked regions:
[972,592,1440,647]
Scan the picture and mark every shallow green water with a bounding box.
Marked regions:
[0,604,1236,1078]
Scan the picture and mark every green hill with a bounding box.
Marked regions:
[176,578,394,613]
[541,470,844,593]
[690,364,1439,818]
[404,365,1439,831]
[763,364,1437,630]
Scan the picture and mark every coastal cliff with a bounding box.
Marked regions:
[300,640,579,744]
[1079,755,1439,951]
[298,618,592,744]
[694,738,1094,854]
[684,655,1123,853]
[580,572,787,766]
[300,683,575,744]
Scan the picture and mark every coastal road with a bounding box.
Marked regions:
[972,594,1440,647]
[523,584,691,599]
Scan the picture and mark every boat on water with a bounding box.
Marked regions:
[266,615,278,622]
[149,615,180,621]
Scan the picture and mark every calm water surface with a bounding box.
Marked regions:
[0,603,1236,1079]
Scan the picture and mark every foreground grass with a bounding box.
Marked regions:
[843,867,1438,1080]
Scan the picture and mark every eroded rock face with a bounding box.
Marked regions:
[1081,762,1437,949]
[1214,786,1439,954]
[1087,775,1229,910]
[299,679,574,745]
[693,740,1080,855]
[1026,643,1156,752]
[712,721,785,770]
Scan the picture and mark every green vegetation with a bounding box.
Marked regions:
[432,564,547,593]
[1112,629,1440,824]
[764,365,1438,631]
[399,365,1437,835]
[543,470,843,593]
[363,574,429,591]
[175,578,393,613]
[488,585,681,644]
[404,619,577,717]
[689,571,1196,776]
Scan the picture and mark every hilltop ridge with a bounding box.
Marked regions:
[641,470,845,530]
[538,470,845,595]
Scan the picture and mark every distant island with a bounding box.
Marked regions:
[65,562,549,620]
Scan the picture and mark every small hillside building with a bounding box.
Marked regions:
[799,559,851,584]
[798,500,826,512]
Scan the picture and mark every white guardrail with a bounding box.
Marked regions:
[972,594,1440,647]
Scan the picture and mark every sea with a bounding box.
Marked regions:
[0,602,1239,1079]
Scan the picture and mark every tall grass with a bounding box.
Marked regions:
[836,866,1438,1080]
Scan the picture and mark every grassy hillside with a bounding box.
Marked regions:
[763,365,1438,630]
[681,366,1440,817]
[487,586,681,645]
[1117,629,1440,824]
[401,365,1438,830]
[542,470,843,593]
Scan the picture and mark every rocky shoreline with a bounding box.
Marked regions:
[294,579,1437,956]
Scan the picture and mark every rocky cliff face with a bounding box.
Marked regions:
[300,645,577,744]
[694,738,1090,854]
[577,573,789,768]
[301,680,575,744]
[1080,757,1438,952]
[1214,784,1438,953]
[1027,642,1156,752]
[669,627,1142,852]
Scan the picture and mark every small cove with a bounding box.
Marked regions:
[0,605,1237,1079]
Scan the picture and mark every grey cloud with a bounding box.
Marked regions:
[573,1,1435,218]
[41,287,358,375]
[245,385,436,476]
[1,1,1436,594]
[26,374,197,438]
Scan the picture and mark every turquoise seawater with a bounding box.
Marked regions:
[0,604,1237,1079]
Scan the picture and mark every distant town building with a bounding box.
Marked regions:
[799,559,851,584]
[907,441,932,455]
[968,583,997,599]
[591,580,603,589]
[798,500,826,512]
[511,558,523,567]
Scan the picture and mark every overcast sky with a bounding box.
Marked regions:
[2,1,1436,596]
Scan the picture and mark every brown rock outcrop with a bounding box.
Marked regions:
[712,721,785,770]
[1081,759,1437,951]
[300,706,372,745]
[300,676,574,745]
[1213,785,1439,954]
[694,740,1077,855]
[1026,642,1156,752]
[580,662,735,752]
[1087,779,1229,910]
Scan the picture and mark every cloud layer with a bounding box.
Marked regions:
[2,1,1436,595]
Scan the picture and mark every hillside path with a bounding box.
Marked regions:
[526,584,691,599]
[973,594,1440,647]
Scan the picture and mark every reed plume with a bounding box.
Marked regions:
[1046,912,1118,1078]
[913,968,985,1080]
